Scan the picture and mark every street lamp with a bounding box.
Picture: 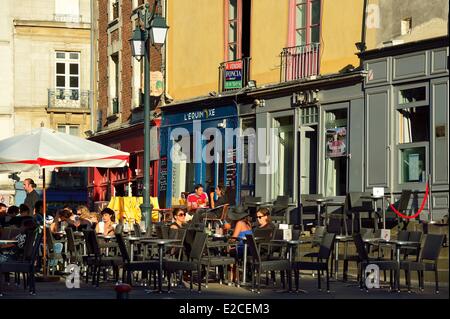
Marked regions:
[130,1,168,235]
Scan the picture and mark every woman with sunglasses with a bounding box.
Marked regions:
[170,208,186,230]
[255,208,275,231]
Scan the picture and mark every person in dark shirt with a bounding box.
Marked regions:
[254,207,275,232]
[23,178,40,214]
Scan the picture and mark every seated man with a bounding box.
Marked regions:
[186,184,209,214]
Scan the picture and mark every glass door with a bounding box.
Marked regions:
[204,128,225,199]
[324,109,348,196]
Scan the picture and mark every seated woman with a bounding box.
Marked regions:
[50,209,72,237]
[170,208,186,230]
[227,206,252,282]
[254,208,275,232]
[95,208,116,236]
[68,205,92,231]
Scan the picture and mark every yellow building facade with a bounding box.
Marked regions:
[166,0,364,102]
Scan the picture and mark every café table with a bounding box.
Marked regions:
[363,238,421,290]
[306,198,332,226]
[140,238,180,293]
[125,236,157,261]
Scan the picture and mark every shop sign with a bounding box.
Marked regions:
[183,109,216,122]
[326,127,347,157]
[224,61,243,90]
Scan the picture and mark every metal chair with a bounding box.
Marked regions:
[293,232,335,292]
[353,233,399,291]
[246,233,291,293]
[0,228,42,296]
[115,233,159,286]
[400,234,444,293]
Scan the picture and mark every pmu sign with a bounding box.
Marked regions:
[224,61,243,89]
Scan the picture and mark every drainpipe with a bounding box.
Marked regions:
[161,0,168,107]
[356,0,368,68]
[89,0,95,132]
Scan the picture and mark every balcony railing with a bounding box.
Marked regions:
[281,43,320,82]
[48,89,90,109]
[219,57,251,93]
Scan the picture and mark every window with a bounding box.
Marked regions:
[399,86,426,105]
[171,133,196,200]
[324,109,347,196]
[397,106,429,184]
[396,83,430,185]
[132,20,143,109]
[272,116,294,199]
[401,17,412,35]
[398,107,430,143]
[55,51,80,101]
[109,0,119,22]
[296,0,321,46]
[227,0,239,60]
[400,145,427,183]
[300,106,318,125]
[240,117,256,198]
[57,124,80,136]
[225,0,251,61]
[109,53,119,114]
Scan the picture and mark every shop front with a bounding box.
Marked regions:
[361,36,449,221]
[242,72,365,224]
[88,121,160,211]
[159,103,239,208]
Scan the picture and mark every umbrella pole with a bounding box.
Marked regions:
[43,168,47,276]
[36,168,59,282]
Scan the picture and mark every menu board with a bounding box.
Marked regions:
[159,156,168,192]
[225,148,237,205]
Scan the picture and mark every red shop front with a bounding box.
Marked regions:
[87,120,160,211]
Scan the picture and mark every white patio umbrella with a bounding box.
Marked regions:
[0,127,130,277]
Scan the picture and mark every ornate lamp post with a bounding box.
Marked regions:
[129,1,168,234]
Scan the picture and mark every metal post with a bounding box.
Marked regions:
[141,4,152,236]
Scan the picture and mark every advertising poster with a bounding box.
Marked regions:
[326,127,347,157]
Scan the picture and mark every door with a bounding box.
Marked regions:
[299,125,318,194]
[324,108,348,196]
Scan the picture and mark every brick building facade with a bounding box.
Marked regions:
[89,0,163,207]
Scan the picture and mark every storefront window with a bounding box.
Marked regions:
[172,134,195,201]
[240,117,256,198]
[398,107,429,143]
[272,116,294,199]
[397,104,429,185]
[324,109,347,196]
[400,146,427,183]
[398,86,426,105]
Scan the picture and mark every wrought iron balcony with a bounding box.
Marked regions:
[281,43,320,82]
[219,57,251,93]
[47,89,90,110]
